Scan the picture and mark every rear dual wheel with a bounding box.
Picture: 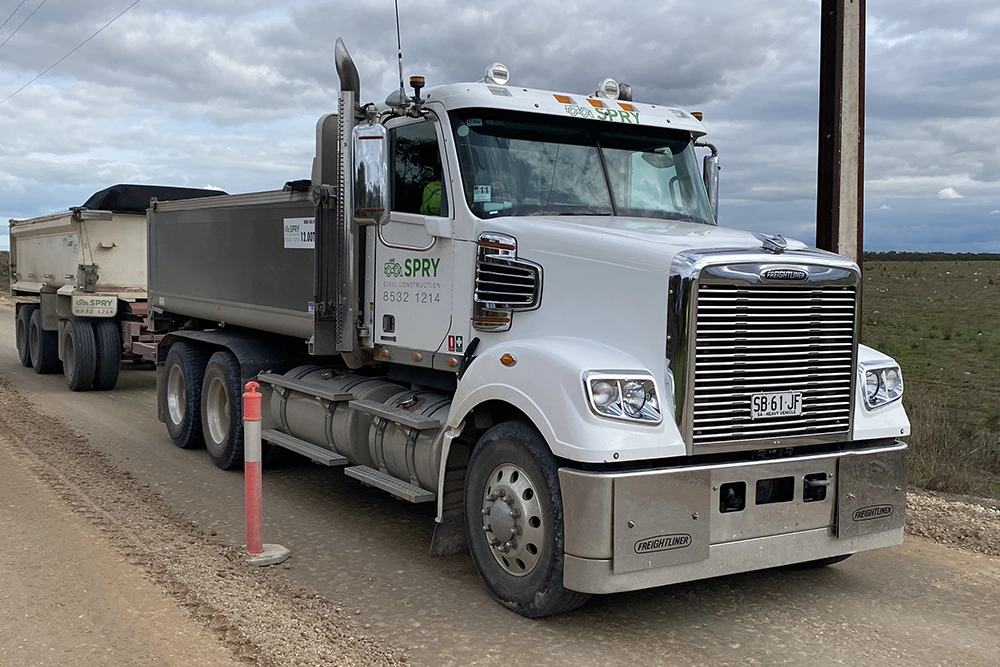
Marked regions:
[29,309,61,374]
[63,318,97,391]
[202,351,245,471]
[164,344,246,470]
[15,305,37,367]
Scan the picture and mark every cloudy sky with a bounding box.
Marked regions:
[1,0,998,252]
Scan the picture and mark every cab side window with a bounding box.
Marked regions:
[389,121,448,216]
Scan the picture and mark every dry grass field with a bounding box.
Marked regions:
[863,260,1000,498]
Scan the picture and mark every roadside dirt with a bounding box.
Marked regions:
[0,373,406,667]
[906,490,1000,557]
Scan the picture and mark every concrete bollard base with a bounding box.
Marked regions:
[245,543,291,567]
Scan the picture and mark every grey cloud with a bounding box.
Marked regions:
[0,0,998,252]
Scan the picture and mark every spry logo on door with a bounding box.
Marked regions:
[384,258,441,278]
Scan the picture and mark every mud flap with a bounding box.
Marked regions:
[836,446,908,538]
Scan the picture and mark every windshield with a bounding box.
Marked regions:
[450,109,715,225]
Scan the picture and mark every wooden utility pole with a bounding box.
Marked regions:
[816,0,865,265]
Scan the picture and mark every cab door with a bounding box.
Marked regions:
[374,118,454,354]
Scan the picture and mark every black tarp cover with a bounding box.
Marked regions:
[81,184,227,214]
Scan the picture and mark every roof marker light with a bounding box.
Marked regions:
[618,102,635,112]
[587,98,605,108]
[596,78,620,100]
[485,63,509,85]
[691,111,704,121]
[554,94,573,104]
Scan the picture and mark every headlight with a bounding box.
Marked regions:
[860,363,904,409]
[584,373,661,424]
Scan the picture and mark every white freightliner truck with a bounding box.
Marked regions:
[9,184,225,390]
[146,40,910,617]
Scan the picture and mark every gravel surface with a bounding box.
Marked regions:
[906,490,1000,557]
[0,374,406,667]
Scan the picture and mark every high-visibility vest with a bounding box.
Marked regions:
[420,181,442,215]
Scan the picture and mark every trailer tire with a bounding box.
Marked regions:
[92,319,122,391]
[63,318,97,392]
[29,309,61,374]
[201,351,244,471]
[16,305,37,367]
[464,420,590,618]
[164,342,208,449]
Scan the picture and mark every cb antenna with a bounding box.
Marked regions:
[394,0,406,102]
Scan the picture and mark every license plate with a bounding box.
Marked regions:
[751,391,803,419]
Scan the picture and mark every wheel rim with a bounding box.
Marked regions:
[480,463,546,577]
[166,364,186,426]
[205,376,230,448]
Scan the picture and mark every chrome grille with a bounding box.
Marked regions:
[691,284,856,445]
[475,259,538,308]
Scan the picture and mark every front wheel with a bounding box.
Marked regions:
[464,420,590,618]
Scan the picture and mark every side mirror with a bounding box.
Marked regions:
[702,151,720,224]
[353,123,389,226]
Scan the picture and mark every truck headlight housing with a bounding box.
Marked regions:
[860,362,904,409]
[584,372,661,424]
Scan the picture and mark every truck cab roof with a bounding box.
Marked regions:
[419,82,706,137]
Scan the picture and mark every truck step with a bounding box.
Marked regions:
[260,429,348,466]
[344,466,435,503]
[257,372,354,403]
[349,399,442,430]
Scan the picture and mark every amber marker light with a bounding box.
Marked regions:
[411,352,422,362]
[500,354,517,367]
[446,358,459,368]
[691,111,704,121]
[618,102,635,112]
[587,98,605,108]
[554,94,573,104]
[378,348,389,359]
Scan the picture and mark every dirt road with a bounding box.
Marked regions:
[2,307,1000,666]
[0,425,242,667]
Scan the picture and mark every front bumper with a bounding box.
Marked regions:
[559,441,908,595]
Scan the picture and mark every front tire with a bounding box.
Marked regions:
[164,342,208,449]
[15,305,37,367]
[201,351,244,471]
[29,309,61,374]
[789,554,853,569]
[63,317,96,392]
[464,420,590,618]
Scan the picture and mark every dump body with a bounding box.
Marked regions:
[10,209,147,299]
[147,189,316,340]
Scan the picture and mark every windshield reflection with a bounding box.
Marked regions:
[450,109,715,226]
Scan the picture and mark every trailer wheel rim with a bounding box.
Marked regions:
[205,375,230,447]
[480,463,545,577]
[166,364,187,426]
